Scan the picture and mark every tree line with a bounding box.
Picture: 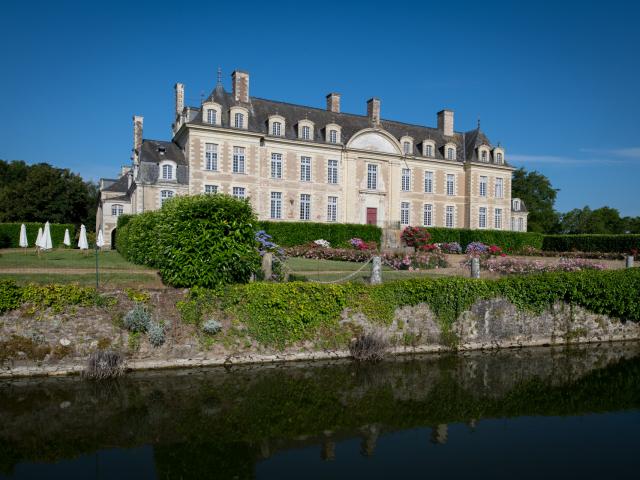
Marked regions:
[0,160,98,227]
[512,168,640,234]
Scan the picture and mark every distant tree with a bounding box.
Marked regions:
[0,160,97,226]
[560,206,628,234]
[623,216,640,233]
[511,167,560,233]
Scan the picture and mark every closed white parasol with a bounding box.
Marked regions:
[19,224,28,248]
[41,221,53,250]
[63,228,71,247]
[35,227,43,249]
[96,229,105,249]
[78,224,89,250]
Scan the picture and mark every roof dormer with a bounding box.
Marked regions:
[422,139,436,157]
[400,136,414,156]
[297,119,314,141]
[268,114,286,137]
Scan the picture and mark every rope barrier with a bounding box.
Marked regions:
[282,256,375,284]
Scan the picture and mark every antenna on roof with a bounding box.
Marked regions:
[200,90,205,104]
[217,66,222,85]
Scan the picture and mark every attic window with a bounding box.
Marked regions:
[158,147,166,154]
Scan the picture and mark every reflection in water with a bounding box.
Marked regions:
[1,343,640,479]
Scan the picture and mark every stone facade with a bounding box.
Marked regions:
[97,69,527,248]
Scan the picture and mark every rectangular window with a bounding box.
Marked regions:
[425,144,433,157]
[111,204,123,216]
[233,146,245,173]
[423,204,433,226]
[299,194,311,220]
[232,187,245,199]
[424,171,433,193]
[447,148,455,160]
[271,153,282,179]
[162,164,173,180]
[270,192,282,219]
[401,168,411,191]
[446,174,455,196]
[479,176,487,197]
[327,159,338,184]
[495,178,504,198]
[494,208,503,229]
[327,196,338,222]
[479,207,487,228]
[234,113,244,129]
[205,143,218,171]
[400,202,410,226]
[204,185,218,194]
[367,164,378,190]
[329,130,337,144]
[207,109,217,125]
[302,125,310,140]
[160,190,174,205]
[445,206,455,228]
[300,156,311,182]
[403,142,411,155]
[518,218,524,231]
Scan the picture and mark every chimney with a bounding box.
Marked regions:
[326,93,341,113]
[437,109,454,137]
[175,82,184,116]
[367,98,381,126]
[232,70,250,103]
[133,115,143,163]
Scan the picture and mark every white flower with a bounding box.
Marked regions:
[314,239,331,248]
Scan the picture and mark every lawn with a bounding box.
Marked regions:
[0,249,153,270]
[0,272,163,288]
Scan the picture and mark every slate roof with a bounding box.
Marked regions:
[102,175,129,192]
[136,139,188,185]
[188,84,508,166]
[512,198,528,212]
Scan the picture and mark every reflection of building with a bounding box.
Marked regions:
[430,424,449,444]
[360,425,380,457]
[97,69,527,247]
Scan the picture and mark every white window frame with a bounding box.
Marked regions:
[496,152,503,164]
[272,121,281,136]
[300,156,312,182]
[494,208,503,229]
[271,153,282,179]
[400,202,410,226]
[161,163,174,180]
[233,146,245,174]
[446,174,455,196]
[327,159,338,184]
[302,125,310,140]
[479,206,487,228]
[204,184,218,194]
[481,150,488,162]
[329,129,338,144]
[232,186,246,200]
[111,204,123,217]
[424,171,433,193]
[445,205,455,228]
[425,144,433,157]
[401,168,411,191]
[367,164,378,190]
[423,204,433,226]
[299,193,311,220]
[327,196,338,222]
[160,190,174,205]
[234,112,244,129]
[495,177,504,198]
[403,141,411,155]
[270,192,282,219]
[447,147,455,160]
[479,176,487,197]
[207,109,217,125]
[205,143,218,171]
[518,217,524,232]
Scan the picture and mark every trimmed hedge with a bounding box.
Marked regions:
[542,234,640,253]
[0,223,75,248]
[257,221,382,247]
[417,227,543,252]
[215,268,640,346]
[117,194,261,287]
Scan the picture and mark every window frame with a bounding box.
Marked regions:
[299,193,311,220]
[495,177,504,198]
[111,204,123,217]
[423,204,433,227]
[327,196,338,222]
[327,159,338,184]
[367,163,378,190]
[300,156,312,182]
[205,143,218,171]
[204,184,218,194]
[479,175,487,197]
[232,186,246,200]
[232,146,246,174]
[271,153,283,179]
[160,190,174,205]
[446,173,455,196]
[401,168,411,191]
[494,208,503,229]
[479,206,487,228]
[400,201,410,226]
[445,205,455,228]
[424,171,433,193]
[270,191,282,219]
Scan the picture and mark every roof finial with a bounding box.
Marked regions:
[477,117,481,130]
[216,66,222,85]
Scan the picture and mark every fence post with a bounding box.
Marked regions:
[471,258,480,279]
[626,255,635,269]
[370,256,382,284]
[262,252,273,281]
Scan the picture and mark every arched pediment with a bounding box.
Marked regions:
[347,129,401,154]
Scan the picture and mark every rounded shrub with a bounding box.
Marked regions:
[202,319,222,335]
[147,321,166,348]
[123,303,151,333]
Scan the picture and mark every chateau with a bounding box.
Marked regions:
[98,70,527,248]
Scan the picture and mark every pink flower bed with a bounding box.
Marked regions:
[471,256,608,275]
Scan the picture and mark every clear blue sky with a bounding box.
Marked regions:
[1,0,638,215]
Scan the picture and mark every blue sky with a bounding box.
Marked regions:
[1,0,638,215]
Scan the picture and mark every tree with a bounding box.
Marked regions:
[559,206,628,234]
[0,160,97,226]
[511,167,560,233]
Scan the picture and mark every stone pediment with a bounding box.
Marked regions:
[348,130,401,154]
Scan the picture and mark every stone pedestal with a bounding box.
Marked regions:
[370,256,382,284]
[626,255,635,268]
[261,253,273,281]
[471,258,480,279]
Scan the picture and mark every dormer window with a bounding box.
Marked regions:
[297,120,314,141]
[268,115,286,138]
[272,121,281,136]
[302,125,310,140]
[422,140,435,157]
[426,145,433,156]
[496,152,503,164]
[329,130,337,143]
[234,113,244,129]
[162,164,173,180]
[403,142,411,154]
[400,136,413,156]
[446,146,456,160]
[207,109,217,125]
[326,124,341,144]
[481,150,488,162]
[513,199,521,210]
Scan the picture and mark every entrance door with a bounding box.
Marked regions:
[366,208,377,225]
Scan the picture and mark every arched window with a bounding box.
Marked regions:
[160,190,174,205]
[162,164,173,180]
[447,147,455,160]
[329,130,338,144]
[272,121,281,136]
[207,109,217,125]
[111,204,123,216]
[481,150,488,162]
[496,152,503,164]
[403,141,411,155]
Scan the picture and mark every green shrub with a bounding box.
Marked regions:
[406,227,543,252]
[116,211,162,266]
[0,281,108,313]
[542,234,640,253]
[147,321,166,347]
[0,223,75,249]
[123,303,151,332]
[258,221,382,247]
[202,319,222,335]
[0,280,23,313]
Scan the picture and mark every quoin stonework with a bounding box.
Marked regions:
[97,69,528,248]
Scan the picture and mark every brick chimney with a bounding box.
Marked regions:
[175,83,184,116]
[367,98,381,126]
[326,93,341,113]
[133,115,143,163]
[232,70,250,103]
[437,109,454,137]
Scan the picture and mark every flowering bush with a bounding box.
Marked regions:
[314,239,331,248]
[382,251,448,271]
[256,230,286,280]
[471,257,608,275]
[286,245,372,262]
[439,242,462,254]
[401,226,432,249]
[465,242,489,257]
[349,237,377,251]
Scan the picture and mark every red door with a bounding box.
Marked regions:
[366,208,377,225]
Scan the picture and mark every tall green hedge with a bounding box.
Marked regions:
[257,221,382,247]
[542,234,640,253]
[117,194,260,287]
[422,227,543,252]
[0,223,75,248]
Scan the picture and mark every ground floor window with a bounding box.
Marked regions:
[160,190,174,205]
[232,187,246,199]
[270,192,282,219]
[327,196,337,222]
[494,208,503,229]
[204,185,218,194]
[445,206,454,228]
[400,202,410,225]
[423,204,433,226]
[299,193,311,220]
[479,207,487,228]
